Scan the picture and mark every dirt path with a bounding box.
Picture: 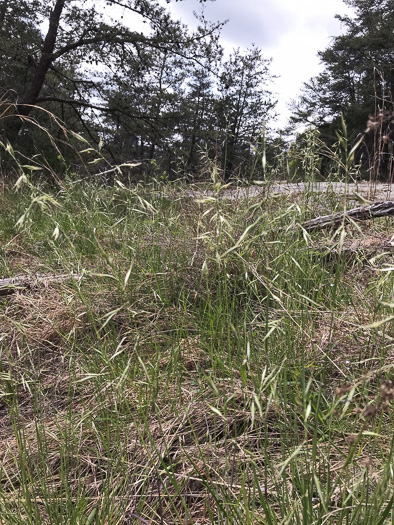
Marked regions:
[183,181,394,201]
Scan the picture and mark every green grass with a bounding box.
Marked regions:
[0,176,393,524]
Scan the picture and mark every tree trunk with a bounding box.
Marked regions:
[17,0,65,118]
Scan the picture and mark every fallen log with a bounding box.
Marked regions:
[299,200,394,232]
[0,273,80,296]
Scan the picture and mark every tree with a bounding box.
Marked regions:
[0,1,42,99]
[1,0,223,142]
[216,47,275,177]
[1,0,276,181]
[101,46,191,172]
[292,0,394,178]
[180,66,217,170]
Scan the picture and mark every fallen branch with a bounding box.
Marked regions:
[298,200,394,232]
[0,273,80,296]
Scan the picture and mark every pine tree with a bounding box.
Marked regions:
[292,0,394,178]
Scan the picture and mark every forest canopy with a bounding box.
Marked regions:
[0,0,393,180]
[0,0,275,179]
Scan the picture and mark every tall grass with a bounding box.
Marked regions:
[0,119,393,524]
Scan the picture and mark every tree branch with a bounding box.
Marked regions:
[0,273,80,296]
[36,96,182,124]
[298,200,394,232]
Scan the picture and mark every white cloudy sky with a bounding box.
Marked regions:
[164,0,353,127]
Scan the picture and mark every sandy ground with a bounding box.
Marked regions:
[183,181,394,202]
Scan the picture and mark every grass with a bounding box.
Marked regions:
[0,173,393,524]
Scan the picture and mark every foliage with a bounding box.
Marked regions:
[0,0,276,180]
[292,0,394,179]
[216,47,275,178]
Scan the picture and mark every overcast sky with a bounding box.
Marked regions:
[164,0,353,127]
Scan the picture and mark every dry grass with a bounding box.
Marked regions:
[0,181,393,523]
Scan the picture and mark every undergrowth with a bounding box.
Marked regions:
[0,167,393,524]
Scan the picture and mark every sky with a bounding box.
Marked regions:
[163,0,353,128]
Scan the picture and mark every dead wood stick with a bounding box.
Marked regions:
[0,273,80,296]
[299,200,394,232]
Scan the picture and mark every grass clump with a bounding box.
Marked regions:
[0,174,393,524]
